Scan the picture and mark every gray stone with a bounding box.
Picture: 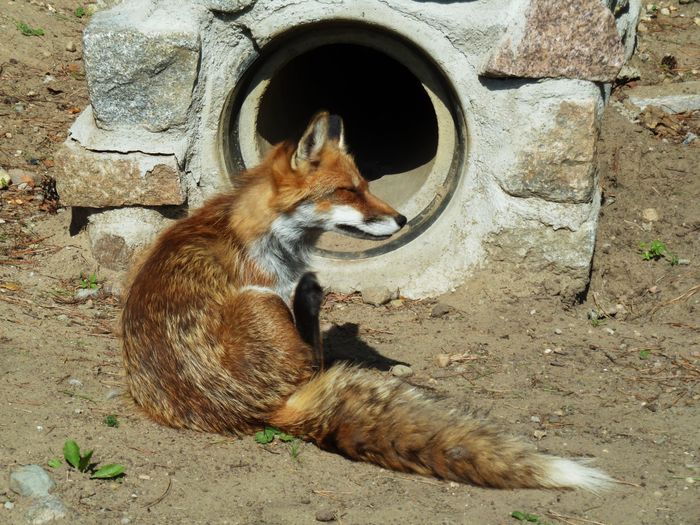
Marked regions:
[8,168,42,187]
[314,509,337,522]
[10,465,55,498]
[430,303,451,318]
[75,288,100,300]
[27,495,68,524]
[87,207,176,270]
[482,0,625,82]
[54,141,186,207]
[204,0,256,12]
[361,286,394,306]
[391,364,414,378]
[83,2,203,132]
[627,81,700,114]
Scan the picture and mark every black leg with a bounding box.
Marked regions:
[293,272,324,371]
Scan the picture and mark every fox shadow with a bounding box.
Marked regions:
[323,323,409,371]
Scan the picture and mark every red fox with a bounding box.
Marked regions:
[122,112,611,490]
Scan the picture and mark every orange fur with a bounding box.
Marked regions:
[122,113,611,491]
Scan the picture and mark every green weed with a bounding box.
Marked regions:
[62,439,125,479]
[17,22,44,36]
[254,426,295,445]
[103,415,119,428]
[79,272,99,289]
[639,240,678,265]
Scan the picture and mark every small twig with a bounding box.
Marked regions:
[649,284,700,317]
[59,390,96,403]
[380,474,443,486]
[613,478,643,488]
[144,477,172,508]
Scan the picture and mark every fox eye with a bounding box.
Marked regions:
[339,187,359,196]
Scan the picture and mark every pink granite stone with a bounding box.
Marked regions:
[482,0,625,82]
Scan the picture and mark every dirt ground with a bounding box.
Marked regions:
[1,2,699,524]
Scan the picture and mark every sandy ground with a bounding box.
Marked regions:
[1,1,699,524]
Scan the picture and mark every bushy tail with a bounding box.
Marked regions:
[269,365,612,491]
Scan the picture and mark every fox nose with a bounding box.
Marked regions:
[395,214,407,228]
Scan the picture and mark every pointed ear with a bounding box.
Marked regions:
[292,112,346,170]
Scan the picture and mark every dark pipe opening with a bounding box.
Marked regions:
[256,43,439,182]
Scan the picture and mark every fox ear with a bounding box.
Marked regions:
[292,112,345,170]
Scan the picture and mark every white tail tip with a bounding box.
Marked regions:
[544,457,614,492]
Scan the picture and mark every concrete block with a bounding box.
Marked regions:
[55,141,186,207]
[87,207,177,270]
[66,0,636,299]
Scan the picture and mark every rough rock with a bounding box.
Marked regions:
[10,465,55,498]
[627,81,700,114]
[482,0,625,82]
[75,288,100,300]
[54,141,186,207]
[391,364,414,378]
[511,101,599,203]
[314,509,337,522]
[87,207,176,270]
[27,495,68,524]
[430,303,452,317]
[203,0,257,12]
[83,2,202,131]
[361,286,394,306]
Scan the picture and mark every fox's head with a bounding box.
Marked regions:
[272,112,407,241]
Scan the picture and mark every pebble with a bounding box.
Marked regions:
[430,303,451,317]
[4,501,14,510]
[67,378,83,388]
[677,258,690,265]
[391,364,414,378]
[436,353,451,368]
[75,288,100,300]
[105,388,123,400]
[642,208,659,222]
[554,328,562,335]
[605,328,615,335]
[65,41,76,52]
[10,465,55,498]
[27,495,68,524]
[56,314,69,323]
[315,509,337,522]
[389,299,404,308]
[4,132,11,139]
[361,286,393,306]
[530,415,541,423]
[660,7,670,15]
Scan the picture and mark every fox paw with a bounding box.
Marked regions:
[294,272,323,319]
